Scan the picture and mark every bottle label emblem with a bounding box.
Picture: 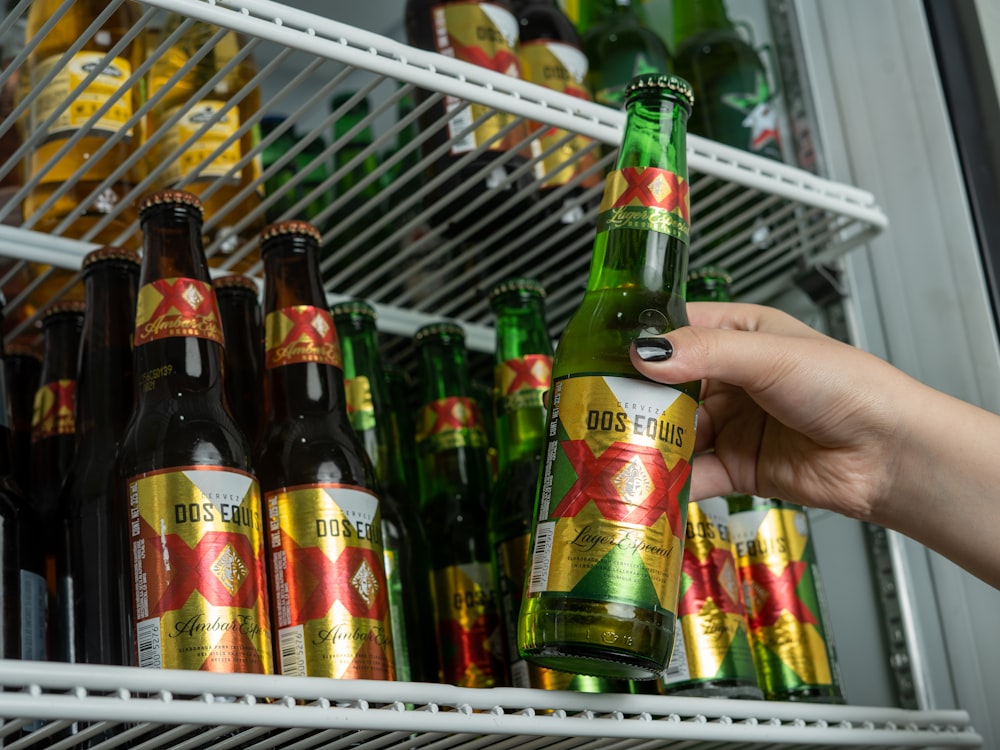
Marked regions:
[134,277,224,347]
[265,305,342,369]
[31,379,75,441]
[527,375,696,616]
[128,466,272,673]
[415,396,488,451]
[495,353,551,416]
[267,484,394,680]
[597,166,690,243]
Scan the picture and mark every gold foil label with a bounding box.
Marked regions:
[134,278,225,347]
[415,396,488,451]
[264,305,342,369]
[495,353,551,416]
[517,41,601,190]
[597,167,690,242]
[267,484,394,680]
[128,466,272,673]
[431,2,528,154]
[527,375,696,615]
[31,379,75,441]
[30,52,133,139]
[431,562,502,687]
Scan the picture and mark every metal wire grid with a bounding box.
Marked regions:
[0,659,981,750]
[0,0,887,354]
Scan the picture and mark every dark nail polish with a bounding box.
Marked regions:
[634,337,673,362]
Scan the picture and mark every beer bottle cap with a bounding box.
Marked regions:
[260,220,322,245]
[687,266,732,285]
[331,299,376,321]
[414,321,465,344]
[488,277,546,303]
[625,74,694,110]
[214,274,261,295]
[42,299,86,321]
[82,246,141,269]
[137,189,204,217]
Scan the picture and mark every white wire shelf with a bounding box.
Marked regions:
[0,0,887,363]
[0,659,981,750]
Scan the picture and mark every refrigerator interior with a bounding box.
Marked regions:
[0,0,993,747]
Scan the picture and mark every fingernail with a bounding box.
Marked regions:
[634,337,673,362]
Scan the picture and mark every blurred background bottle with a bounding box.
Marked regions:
[261,114,300,223]
[686,265,734,303]
[146,16,264,271]
[414,322,503,687]
[4,341,41,498]
[0,301,24,661]
[404,0,534,240]
[57,247,139,666]
[333,300,437,683]
[215,273,263,451]
[0,1,26,228]
[580,0,672,108]
[728,494,845,703]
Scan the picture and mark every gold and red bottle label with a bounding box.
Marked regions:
[31,379,75,442]
[128,466,273,673]
[153,99,244,186]
[495,353,551,416]
[526,375,696,617]
[134,277,224,347]
[415,396,488,452]
[264,305,342,370]
[729,503,841,697]
[267,483,394,680]
[664,497,757,688]
[597,166,690,243]
[517,40,601,191]
[431,560,502,687]
[344,374,376,432]
[430,2,527,154]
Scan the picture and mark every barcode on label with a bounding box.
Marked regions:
[279,625,307,676]
[663,630,691,684]
[136,618,162,669]
[527,522,555,594]
[510,659,530,688]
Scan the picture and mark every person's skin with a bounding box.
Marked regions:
[629,301,1000,589]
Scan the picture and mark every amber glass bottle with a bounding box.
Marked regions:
[215,274,264,451]
[118,189,272,673]
[256,222,395,681]
[146,16,264,270]
[4,342,41,498]
[415,322,503,687]
[0,302,23,660]
[55,247,139,666]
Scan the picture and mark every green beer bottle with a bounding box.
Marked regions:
[581,0,672,109]
[489,278,624,693]
[686,266,733,303]
[727,494,845,702]
[518,74,699,681]
[332,300,437,684]
[414,322,503,687]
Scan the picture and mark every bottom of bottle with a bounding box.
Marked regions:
[519,595,674,682]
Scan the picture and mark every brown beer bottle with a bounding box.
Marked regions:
[3,341,41,498]
[118,189,272,673]
[215,274,264,451]
[56,247,139,666]
[0,300,23,660]
[29,299,84,647]
[255,221,395,681]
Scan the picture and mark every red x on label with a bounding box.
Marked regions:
[613,167,690,223]
[678,547,745,618]
[742,560,816,630]
[501,355,551,396]
[148,278,219,322]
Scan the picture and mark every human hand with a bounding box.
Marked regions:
[629,302,915,523]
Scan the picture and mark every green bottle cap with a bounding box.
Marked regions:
[687,265,732,285]
[624,73,695,110]
[488,277,546,303]
[414,321,465,344]
[331,299,376,320]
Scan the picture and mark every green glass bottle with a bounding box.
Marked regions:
[686,266,733,303]
[672,0,783,162]
[517,74,699,682]
[261,114,300,223]
[414,322,503,687]
[332,300,437,684]
[658,264,759,698]
[727,494,845,703]
[294,134,331,227]
[581,0,672,109]
[489,278,616,693]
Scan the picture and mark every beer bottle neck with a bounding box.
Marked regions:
[76,263,138,442]
[672,0,734,47]
[40,313,83,384]
[586,90,690,298]
[138,204,212,284]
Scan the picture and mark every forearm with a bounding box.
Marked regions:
[877,382,1000,588]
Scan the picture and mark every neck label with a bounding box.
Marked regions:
[597,166,690,243]
[134,278,224,347]
[265,305,341,369]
